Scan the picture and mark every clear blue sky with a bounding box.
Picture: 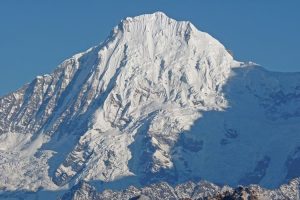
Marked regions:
[0,0,299,96]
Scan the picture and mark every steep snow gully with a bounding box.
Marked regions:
[0,12,300,199]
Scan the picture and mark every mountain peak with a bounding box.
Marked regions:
[125,11,169,21]
[114,12,196,39]
[122,11,173,25]
[107,12,233,68]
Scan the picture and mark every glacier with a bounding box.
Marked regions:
[0,12,300,199]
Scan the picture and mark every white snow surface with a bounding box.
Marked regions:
[0,12,300,197]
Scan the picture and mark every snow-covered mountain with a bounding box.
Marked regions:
[1,12,300,199]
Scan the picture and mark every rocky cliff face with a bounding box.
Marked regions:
[0,12,300,199]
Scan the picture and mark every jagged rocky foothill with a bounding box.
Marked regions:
[60,179,300,200]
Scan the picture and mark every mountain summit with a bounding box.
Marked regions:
[1,12,300,197]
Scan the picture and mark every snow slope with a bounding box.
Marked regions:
[0,12,300,198]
